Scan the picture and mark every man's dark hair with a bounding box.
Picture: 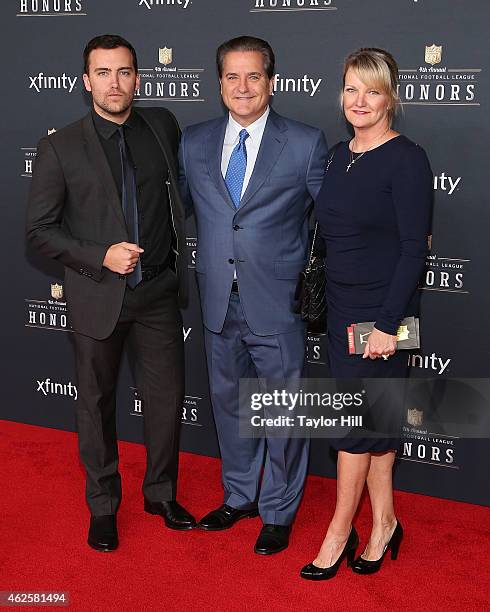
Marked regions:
[216,36,275,80]
[83,34,138,74]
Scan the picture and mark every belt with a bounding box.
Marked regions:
[140,264,166,282]
[140,251,175,282]
[119,251,174,284]
[231,279,239,293]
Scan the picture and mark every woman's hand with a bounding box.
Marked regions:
[362,327,397,360]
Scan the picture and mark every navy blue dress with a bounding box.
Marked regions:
[315,135,433,452]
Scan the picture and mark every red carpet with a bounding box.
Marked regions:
[1,420,489,612]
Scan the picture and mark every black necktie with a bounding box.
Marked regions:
[117,126,142,288]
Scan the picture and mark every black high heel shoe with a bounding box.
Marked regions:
[352,520,403,575]
[300,527,359,581]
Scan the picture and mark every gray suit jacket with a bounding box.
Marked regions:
[26,107,188,340]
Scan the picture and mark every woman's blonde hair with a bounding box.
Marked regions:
[341,47,400,123]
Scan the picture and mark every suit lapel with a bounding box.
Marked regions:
[81,113,127,232]
[134,107,178,183]
[206,118,236,211]
[238,110,288,211]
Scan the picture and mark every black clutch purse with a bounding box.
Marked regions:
[294,222,326,333]
[293,145,338,333]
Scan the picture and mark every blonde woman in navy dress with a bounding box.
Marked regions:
[300,49,433,580]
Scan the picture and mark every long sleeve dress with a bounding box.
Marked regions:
[315,135,433,452]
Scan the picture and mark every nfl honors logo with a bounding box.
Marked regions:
[26,283,70,331]
[398,43,480,106]
[159,47,173,66]
[397,325,410,342]
[359,331,371,345]
[407,407,423,428]
[425,44,442,66]
[50,283,63,300]
[136,45,204,102]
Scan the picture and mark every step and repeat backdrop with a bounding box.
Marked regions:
[2,0,489,505]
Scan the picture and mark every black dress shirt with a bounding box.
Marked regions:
[92,109,172,267]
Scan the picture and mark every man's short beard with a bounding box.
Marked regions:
[97,98,133,117]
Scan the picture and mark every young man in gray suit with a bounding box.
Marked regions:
[27,35,196,551]
[179,36,328,554]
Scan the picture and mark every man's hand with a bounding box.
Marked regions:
[103,242,144,275]
[362,327,397,360]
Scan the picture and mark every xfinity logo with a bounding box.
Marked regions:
[273,74,322,97]
[29,73,77,93]
[433,173,461,195]
[139,0,191,9]
[36,378,78,400]
[408,352,451,375]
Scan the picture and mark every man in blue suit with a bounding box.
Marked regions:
[179,36,328,554]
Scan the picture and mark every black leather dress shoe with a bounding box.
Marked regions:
[144,499,197,530]
[88,515,118,552]
[254,524,291,555]
[198,504,259,531]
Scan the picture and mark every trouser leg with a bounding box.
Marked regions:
[130,310,184,502]
[245,325,310,525]
[204,294,264,510]
[73,325,128,516]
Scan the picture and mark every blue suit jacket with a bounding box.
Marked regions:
[179,109,328,335]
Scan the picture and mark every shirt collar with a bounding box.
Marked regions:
[92,109,137,140]
[226,106,270,144]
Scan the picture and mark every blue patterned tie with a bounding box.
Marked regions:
[225,129,249,208]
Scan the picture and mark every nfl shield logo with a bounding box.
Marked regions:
[51,283,63,300]
[425,44,442,66]
[397,325,410,342]
[407,407,423,427]
[159,47,173,66]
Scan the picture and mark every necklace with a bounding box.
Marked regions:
[346,128,391,173]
